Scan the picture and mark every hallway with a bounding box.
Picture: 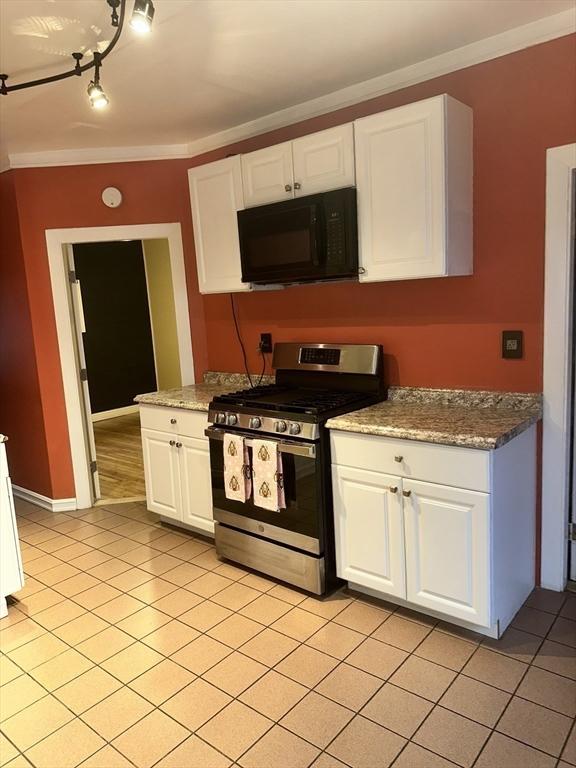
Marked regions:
[94,413,145,501]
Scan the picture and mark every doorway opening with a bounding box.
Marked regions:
[47,223,194,510]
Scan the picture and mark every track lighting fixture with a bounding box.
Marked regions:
[0,0,155,110]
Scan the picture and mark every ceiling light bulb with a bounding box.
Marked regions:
[130,0,155,34]
[88,81,109,109]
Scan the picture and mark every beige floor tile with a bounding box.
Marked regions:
[238,573,276,592]
[239,670,308,720]
[212,562,249,581]
[309,754,348,768]
[271,607,328,641]
[171,634,232,674]
[32,600,86,630]
[306,622,364,660]
[139,554,186,577]
[240,627,299,666]
[101,539,142,558]
[197,700,273,760]
[346,637,408,681]
[371,615,431,652]
[299,593,353,621]
[81,687,154,741]
[116,606,171,639]
[78,745,135,767]
[29,648,94,691]
[239,724,321,768]
[52,613,109,645]
[148,532,190,552]
[332,601,389,635]
[462,647,528,692]
[532,639,576,679]
[525,588,567,614]
[167,540,212,561]
[0,618,46,652]
[0,655,23,685]
[212,583,262,611]
[76,626,135,663]
[496,696,573,756]
[208,613,265,649]
[0,732,19,763]
[161,562,207,587]
[73,583,124,610]
[111,709,188,768]
[511,606,556,637]
[562,724,576,765]
[561,596,576,621]
[101,641,163,683]
[280,691,353,749]
[516,665,576,717]
[128,658,194,704]
[108,568,153,592]
[414,629,477,671]
[276,645,339,688]
[27,559,74,580]
[154,734,232,767]
[179,600,233,631]
[93,593,145,622]
[129,578,178,604]
[439,674,510,727]
[482,627,542,663]
[161,678,232,730]
[2,694,74,751]
[361,682,432,737]
[389,656,456,701]
[241,594,294,625]
[315,662,382,711]
[24,718,106,768]
[413,706,490,767]
[54,666,122,714]
[329,715,406,768]
[0,608,29,629]
[17,588,66,615]
[549,616,576,649]
[203,651,268,696]
[8,633,68,670]
[191,548,221,571]
[70,551,112,571]
[267,584,307,605]
[393,742,461,768]
[475,732,556,768]
[141,619,200,656]
[394,606,437,628]
[434,621,484,645]
[152,588,204,617]
[0,674,47,721]
[57,573,101,598]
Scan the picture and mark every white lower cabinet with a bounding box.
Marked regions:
[140,407,214,535]
[0,439,24,618]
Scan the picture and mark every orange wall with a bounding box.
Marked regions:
[2,34,575,500]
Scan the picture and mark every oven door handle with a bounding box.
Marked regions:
[205,427,317,458]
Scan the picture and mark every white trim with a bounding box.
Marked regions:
[12,485,77,513]
[91,405,139,423]
[46,223,195,510]
[4,10,574,171]
[541,143,576,591]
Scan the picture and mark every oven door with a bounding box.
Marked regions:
[206,426,323,555]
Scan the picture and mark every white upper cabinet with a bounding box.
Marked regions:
[188,156,250,294]
[354,94,472,282]
[292,124,355,197]
[242,125,355,207]
[242,142,294,207]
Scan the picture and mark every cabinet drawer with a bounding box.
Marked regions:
[139,405,208,440]
[330,431,489,492]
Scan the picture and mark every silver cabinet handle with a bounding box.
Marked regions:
[394,455,403,462]
[388,486,398,494]
[169,440,176,446]
[294,182,301,190]
[170,418,177,425]
[285,184,292,192]
[402,490,412,498]
[176,442,182,448]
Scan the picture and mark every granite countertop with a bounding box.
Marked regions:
[326,387,542,450]
[135,384,232,412]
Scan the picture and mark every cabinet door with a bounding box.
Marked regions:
[403,479,490,626]
[332,465,405,597]
[355,96,446,282]
[179,436,214,535]
[141,428,181,521]
[242,142,294,207]
[188,157,249,294]
[292,124,355,196]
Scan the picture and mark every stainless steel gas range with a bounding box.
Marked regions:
[205,343,384,595]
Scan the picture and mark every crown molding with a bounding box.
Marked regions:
[3,9,574,170]
[186,9,575,158]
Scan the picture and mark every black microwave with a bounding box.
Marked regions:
[237,187,358,285]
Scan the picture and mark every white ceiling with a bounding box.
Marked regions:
[0,0,573,163]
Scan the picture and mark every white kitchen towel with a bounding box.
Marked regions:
[252,439,286,512]
[224,433,251,502]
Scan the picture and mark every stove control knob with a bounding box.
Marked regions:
[215,412,226,425]
[275,420,287,433]
[249,417,261,429]
[289,422,301,435]
[226,413,238,426]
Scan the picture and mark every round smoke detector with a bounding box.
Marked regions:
[102,187,122,208]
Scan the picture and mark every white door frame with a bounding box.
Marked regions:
[541,143,576,590]
[46,223,195,510]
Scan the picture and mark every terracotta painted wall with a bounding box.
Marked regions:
[2,34,575,501]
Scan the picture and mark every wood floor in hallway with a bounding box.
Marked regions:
[93,412,146,500]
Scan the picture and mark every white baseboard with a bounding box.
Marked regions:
[91,405,139,422]
[12,485,77,513]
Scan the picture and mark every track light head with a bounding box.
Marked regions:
[88,81,109,109]
[130,0,155,34]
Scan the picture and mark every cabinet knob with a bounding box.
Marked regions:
[394,455,403,462]
[285,184,292,192]
[294,182,301,190]
[170,418,177,425]
[402,489,412,498]
[388,486,398,494]
[169,440,176,446]
[176,442,182,448]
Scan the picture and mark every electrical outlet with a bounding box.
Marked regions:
[260,333,272,354]
[502,330,523,359]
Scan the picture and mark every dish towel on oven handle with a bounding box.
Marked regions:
[252,438,286,512]
[223,433,251,502]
